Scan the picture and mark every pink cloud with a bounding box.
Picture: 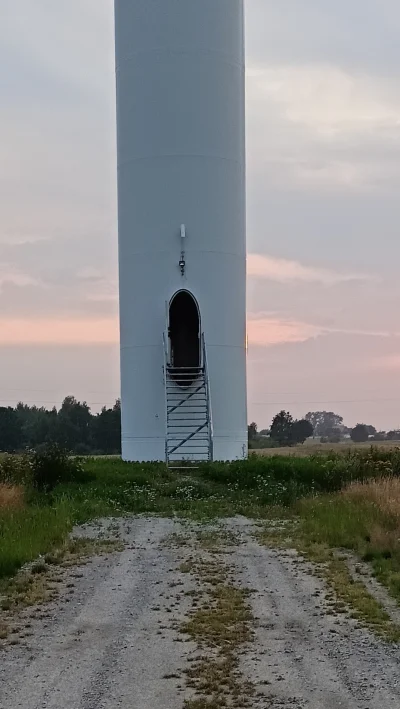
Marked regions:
[0,318,119,345]
[370,354,400,371]
[0,264,44,291]
[248,316,320,347]
[1,315,317,348]
[247,253,374,285]
[1,314,398,349]
[247,313,400,349]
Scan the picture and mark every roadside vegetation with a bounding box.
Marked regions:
[3,444,400,637]
[296,477,400,606]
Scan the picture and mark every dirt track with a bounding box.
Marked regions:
[1,517,400,708]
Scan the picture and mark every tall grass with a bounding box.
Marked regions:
[345,477,400,521]
[295,476,400,602]
[200,447,400,495]
[0,502,75,578]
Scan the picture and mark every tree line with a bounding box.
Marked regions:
[0,397,121,454]
[1,399,399,454]
[249,410,400,448]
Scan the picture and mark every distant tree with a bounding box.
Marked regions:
[326,427,342,443]
[292,419,314,445]
[0,396,124,455]
[270,411,294,446]
[248,422,258,442]
[387,430,400,441]
[366,425,377,437]
[350,424,369,443]
[57,396,92,452]
[259,429,270,437]
[16,403,58,449]
[305,411,343,439]
[92,400,121,454]
[372,431,386,442]
[0,407,22,452]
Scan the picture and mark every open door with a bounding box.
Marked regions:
[169,291,200,385]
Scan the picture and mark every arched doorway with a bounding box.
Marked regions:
[168,291,200,384]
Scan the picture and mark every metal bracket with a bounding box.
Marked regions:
[179,224,186,276]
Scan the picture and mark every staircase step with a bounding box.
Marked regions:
[166,394,206,398]
[169,450,209,454]
[166,391,206,394]
[168,406,207,410]
[168,466,200,470]
[168,415,207,419]
[168,441,209,445]
[166,384,205,389]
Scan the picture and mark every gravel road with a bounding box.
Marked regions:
[1,516,400,708]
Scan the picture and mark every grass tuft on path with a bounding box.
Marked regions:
[179,531,255,708]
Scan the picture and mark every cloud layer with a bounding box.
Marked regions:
[247,253,374,285]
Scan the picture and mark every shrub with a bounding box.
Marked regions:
[327,433,342,444]
[249,437,279,450]
[198,448,400,501]
[0,454,32,486]
[30,443,87,493]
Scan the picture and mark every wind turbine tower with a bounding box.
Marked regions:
[115,0,247,463]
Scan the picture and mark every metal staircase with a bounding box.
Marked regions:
[163,335,213,468]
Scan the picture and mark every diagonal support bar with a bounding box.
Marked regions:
[168,422,208,455]
[167,383,204,415]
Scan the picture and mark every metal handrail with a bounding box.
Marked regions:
[162,332,169,464]
[202,333,214,462]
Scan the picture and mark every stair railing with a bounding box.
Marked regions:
[202,333,214,462]
[162,331,169,464]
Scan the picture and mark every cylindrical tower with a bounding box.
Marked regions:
[115,0,247,462]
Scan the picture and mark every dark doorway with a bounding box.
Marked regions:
[169,291,200,384]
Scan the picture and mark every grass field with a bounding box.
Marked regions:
[2,448,400,619]
[253,440,400,456]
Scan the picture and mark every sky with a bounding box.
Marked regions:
[1,0,400,430]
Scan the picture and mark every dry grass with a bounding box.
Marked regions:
[341,477,400,558]
[253,440,400,457]
[344,477,400,521]
[0,485,24,510]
